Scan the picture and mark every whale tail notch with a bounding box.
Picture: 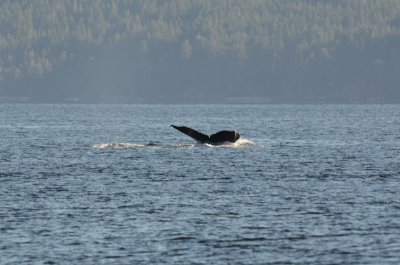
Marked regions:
[171,125,240,144]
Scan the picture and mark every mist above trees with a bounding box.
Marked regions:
[1,0,400,103]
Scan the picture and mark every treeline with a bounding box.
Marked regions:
[1,0,400,79]
[1,0,400,102]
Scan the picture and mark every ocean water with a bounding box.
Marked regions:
[1,104,400,264]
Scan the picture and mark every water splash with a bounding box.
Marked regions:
[204,139,257,148]
[231,139,257,147]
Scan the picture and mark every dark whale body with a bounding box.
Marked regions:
[171,125,240,145]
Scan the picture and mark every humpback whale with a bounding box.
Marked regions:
[171,125,240,145]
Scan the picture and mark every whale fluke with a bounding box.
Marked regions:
[171,125,240,145]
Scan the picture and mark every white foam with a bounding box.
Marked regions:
[234,139,258,147]
[92,143,145,149]
[204,139,257,148]
[168,143,197,148]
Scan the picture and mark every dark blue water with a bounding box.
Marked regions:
[1,104,400,264]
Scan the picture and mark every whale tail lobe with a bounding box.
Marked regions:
[170,125,210,143]
[171,125,240,144]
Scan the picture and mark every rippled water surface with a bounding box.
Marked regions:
[1,104,400,264]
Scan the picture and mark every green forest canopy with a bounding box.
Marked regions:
[1,0,400,80]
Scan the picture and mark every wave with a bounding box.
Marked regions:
[92,139,257,149]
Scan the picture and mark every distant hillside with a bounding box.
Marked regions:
[1,0,400,103]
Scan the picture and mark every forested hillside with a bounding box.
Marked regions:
[1,0,400,103]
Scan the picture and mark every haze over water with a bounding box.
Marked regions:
[2,1,400,103]
[1,104,399,264]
